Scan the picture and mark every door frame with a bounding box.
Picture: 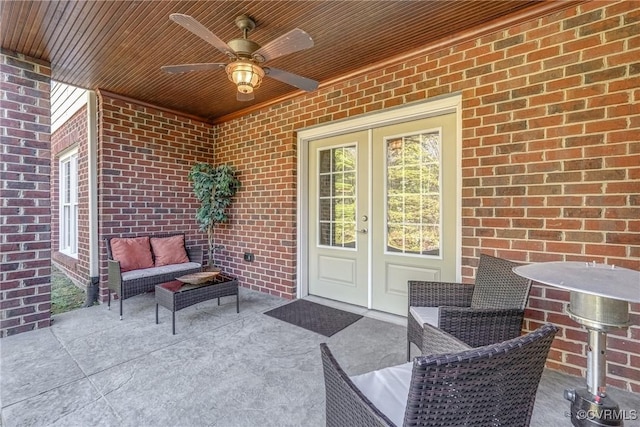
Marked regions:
[296,94,463,306]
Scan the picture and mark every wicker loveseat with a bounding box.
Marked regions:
[105,233,202,319]
[321,323,558,427]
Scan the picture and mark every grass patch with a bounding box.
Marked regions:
[51,265,86,315]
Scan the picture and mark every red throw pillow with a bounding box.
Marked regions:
[150,235,190,267]
[110,237,154,272]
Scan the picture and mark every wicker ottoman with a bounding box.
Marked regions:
[155,274,239,334]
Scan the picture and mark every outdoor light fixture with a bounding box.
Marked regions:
[163,14,317,101]
[226,60,264,94]
[514,261,640,427]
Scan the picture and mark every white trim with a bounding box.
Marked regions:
[87,91,99,277]
[366,128,373,309]
[455,102,463,282]
[298,95,461,140]
[297,94,463,299]
[296,137,309,298]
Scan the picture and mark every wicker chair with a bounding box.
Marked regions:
[321,323,558,427]
[407,253,532,359]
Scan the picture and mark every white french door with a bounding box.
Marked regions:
[370,113,458,315]
[308,131,369,306]
[302,99,460,316]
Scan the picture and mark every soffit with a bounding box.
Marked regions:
[2,1,556,121]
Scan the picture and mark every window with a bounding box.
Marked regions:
[59,149,78,257]
[386,131,441,256]
[318,145,357,249]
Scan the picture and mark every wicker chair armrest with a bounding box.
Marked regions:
[408,281,474,308]
[107,259,122,293]
[320,344,393,427]
[420,323,471,355]
[186,246,203,265]
[438,307,526,348]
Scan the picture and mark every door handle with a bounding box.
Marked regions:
[357,228,368,234]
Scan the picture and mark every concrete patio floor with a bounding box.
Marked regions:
[1,287,638,427]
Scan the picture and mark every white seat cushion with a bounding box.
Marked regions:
[121,262,201,281]
[350,362,413,426]
[409,306,440,327]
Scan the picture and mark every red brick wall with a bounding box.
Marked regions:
[0,50,52,336]
[96,92,215,299]
[51,105,89,287]
[215,2,640,390]
[214,116,298,298]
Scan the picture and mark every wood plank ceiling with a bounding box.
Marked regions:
[2,0,554,122]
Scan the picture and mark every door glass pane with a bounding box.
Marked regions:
[318,146,357,249]
[319,175,331,197]
[319,150,332,173]
[319,199,332,221]
[385,131,441,256]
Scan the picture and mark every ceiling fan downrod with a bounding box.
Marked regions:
[228,14,261,59]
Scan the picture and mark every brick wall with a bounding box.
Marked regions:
[215,2,640,390]
[214,116,298,298]
[96,92,215,299]
[0,50,52,336]
[51,105,88,287]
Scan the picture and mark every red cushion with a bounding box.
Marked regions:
[150,235,190,267]
[110,237,154,272]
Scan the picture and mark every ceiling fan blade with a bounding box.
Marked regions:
[264,67,319,92]
[237,91,254,102]
[161,63,226,74]
[169,14,235,58]
[252,29,313,63]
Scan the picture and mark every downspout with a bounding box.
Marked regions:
[85,90,100,306]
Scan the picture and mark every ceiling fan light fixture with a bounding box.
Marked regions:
[164,14,318,101]
[226,60,264,94]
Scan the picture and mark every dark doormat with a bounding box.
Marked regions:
[264,299,363,337]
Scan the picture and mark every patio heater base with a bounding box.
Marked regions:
[562,292,629,427]
[512,262,640,427]
[565,388,623,427]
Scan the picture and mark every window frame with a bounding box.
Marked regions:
[59,148,79,258]
[316,143,359,251]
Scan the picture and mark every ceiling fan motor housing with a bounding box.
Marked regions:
[228,38,261,58]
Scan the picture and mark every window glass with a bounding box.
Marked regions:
[60,150,78,257]
[385,132,441,256]
[318,146,357,249]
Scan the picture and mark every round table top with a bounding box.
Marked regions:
[513,261,640,303]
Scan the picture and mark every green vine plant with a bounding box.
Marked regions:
[187,163,240,267]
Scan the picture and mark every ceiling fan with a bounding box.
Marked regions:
[161,13,319,101]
